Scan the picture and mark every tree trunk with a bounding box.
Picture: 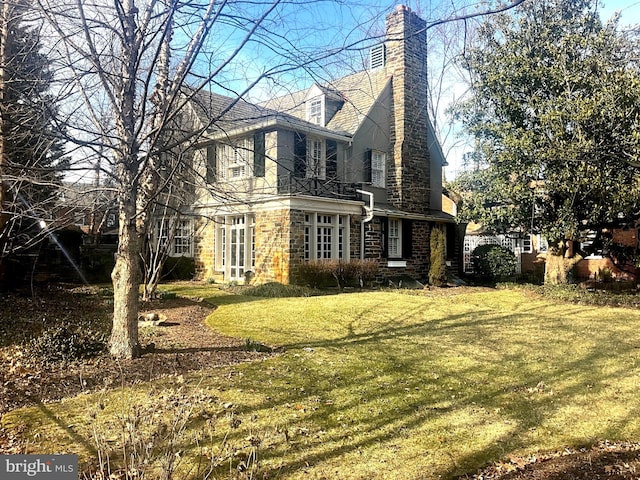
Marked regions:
[109,0,142,359]
[110,205,141,359]
[544,240,582,285]
[0,0,11,244]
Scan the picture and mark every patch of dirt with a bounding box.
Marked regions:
[462,442,640,480]
[0,289,276,416]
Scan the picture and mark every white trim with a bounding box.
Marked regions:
[388,260,406,268]
[196,195,363,216]
[197,117,352,144]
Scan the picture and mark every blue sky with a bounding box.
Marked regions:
[197,0,640,179]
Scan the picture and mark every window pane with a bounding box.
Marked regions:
[388,218,401,257]
[372,151,386,188]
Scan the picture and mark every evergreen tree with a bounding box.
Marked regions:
[429,227,447,287]
[0,0,67,255]
[455,0,640,284]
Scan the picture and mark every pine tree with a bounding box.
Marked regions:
[0,0,67,255]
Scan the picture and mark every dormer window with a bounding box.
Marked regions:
[307,97,323,125]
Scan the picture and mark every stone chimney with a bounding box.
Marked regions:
[385,5,430,214]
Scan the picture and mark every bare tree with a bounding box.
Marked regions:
[35,0,355,359]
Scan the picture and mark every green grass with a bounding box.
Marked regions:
[4,287,640,479]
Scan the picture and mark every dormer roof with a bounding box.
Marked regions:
[260,68,390,136]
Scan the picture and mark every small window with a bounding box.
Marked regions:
[307,98,323,125]
[521,235,532,254]
[306,137,325,179]
[217,136,252,180]
[388,218,402,258]
[371,151,386,188]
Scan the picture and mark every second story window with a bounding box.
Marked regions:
[307,98,323,125]
[306,137,326,179]
[218,136,252,179]
[371,151,386,187]
[365,150,387,187]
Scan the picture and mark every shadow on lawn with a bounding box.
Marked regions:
[227,300,640,479]
[14,291,640,480]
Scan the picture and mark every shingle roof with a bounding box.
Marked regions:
[186,89,283,134]
[260,69,391,135]
[326,69,391,134]
[186,68,391,138]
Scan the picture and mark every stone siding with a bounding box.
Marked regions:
[193,217,218,281]
[253,208,292,284]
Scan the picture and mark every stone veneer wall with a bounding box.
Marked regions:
[193,217,218,281]
[385,6,431,215]
[287,210,307,284]
[363,217,432,283]
[253,208,293,284]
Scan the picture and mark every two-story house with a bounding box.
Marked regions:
[183,5,457,285]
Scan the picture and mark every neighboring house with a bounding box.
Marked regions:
[179,5,457,285]
[573,226,639,281]
[464,224,640,282]
[56,182,117,239]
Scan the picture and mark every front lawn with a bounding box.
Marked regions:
[4,287,640,479]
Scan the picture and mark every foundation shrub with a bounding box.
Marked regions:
[296,259,379,289]
[429,227,447,286]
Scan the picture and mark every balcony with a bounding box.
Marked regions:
[277,175,359,200]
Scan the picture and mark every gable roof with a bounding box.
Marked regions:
[259,69,391,135]
[186,88,351,143]
[185,66,391,142]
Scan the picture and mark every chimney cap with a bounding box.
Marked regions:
[396,5,411,13]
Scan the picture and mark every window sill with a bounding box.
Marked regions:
[387,260,406,268]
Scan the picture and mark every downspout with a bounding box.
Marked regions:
[356,189,374,259]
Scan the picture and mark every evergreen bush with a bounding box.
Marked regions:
[471,244,517,280]
[429,227,448,286]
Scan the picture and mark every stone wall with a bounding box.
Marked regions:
[193,217,217,281]
[253,208,293,284]
[363,217,432,283]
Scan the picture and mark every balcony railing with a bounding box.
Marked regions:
[277,175,359,200]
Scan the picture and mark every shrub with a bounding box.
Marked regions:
[471,244,517,280]
[243,282,311,298]
[429,227,447,286]
[162,256,195,280]
[353,259,379,287]
[28,326,107,364]
[296,259,379,289]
